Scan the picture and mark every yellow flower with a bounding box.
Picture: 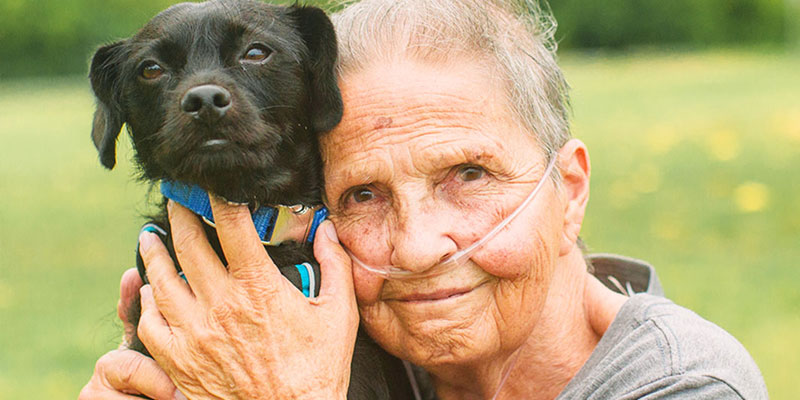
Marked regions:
[734,182,770,213]
[772,110,800,143]
[705,129,740,162]
[651,216,684,240]
[631,163,662,194]
[646,124,680,155]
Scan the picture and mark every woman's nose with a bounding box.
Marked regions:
[388,203,458,274]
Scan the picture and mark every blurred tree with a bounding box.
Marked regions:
[0,0,790,78]
[0,0,176,77]
[549,0,787,49]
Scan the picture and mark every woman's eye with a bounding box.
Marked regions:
[456,165,486,182]
[241,44,273,63]
[351,188,375,203]
[141,61,164,79]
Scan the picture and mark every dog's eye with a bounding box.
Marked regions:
[242,44,272,63]
[141,61,164,80]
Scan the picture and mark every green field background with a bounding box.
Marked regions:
[1,49,798,398]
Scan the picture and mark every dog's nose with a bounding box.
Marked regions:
[181,84,232,121]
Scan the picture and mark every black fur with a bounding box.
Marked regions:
[88,1,409,398]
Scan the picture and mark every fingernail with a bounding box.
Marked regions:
[324,221,338,242]
[139,285,153,306]
[139,231,158,252]
[174,389,188,400]
[139,284,152,298]
[208,193,226,205]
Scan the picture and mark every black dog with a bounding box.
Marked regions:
[88,1,414,398]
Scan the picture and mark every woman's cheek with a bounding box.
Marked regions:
[352,266,384,305]
[479,190,565,279]
[476,223,557,281]
[475,241,537,279]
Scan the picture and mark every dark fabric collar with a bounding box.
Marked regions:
[586,253,664,296]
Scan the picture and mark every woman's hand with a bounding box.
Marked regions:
[136,198,359,400]
[80,269,180,400]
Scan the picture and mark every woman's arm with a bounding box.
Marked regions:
[136,198,358,399]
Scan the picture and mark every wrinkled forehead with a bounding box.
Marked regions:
[321,58,541,174]
[129,1,303,58]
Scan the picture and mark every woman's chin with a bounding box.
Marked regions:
[367,283,504,364]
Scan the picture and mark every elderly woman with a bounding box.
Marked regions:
[81,0,767,398]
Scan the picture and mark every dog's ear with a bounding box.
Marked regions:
[89,41,127,169]
[291,6,343,133]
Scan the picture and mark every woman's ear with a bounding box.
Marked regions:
[557,139,590,256]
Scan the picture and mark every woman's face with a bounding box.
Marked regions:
[321,58,568,367]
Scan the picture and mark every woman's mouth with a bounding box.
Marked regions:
[396,283,486,303]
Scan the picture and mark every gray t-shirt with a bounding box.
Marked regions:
[559,255,767,399]
[407,254,768,399]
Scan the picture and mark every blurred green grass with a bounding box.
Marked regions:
[1,49,798,398]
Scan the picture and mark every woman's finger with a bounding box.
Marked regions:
[103,349,179,400]
[312,221,356,306]
[79,386,146,400]
[165,200,228,305]
[79,349,178,400]
[137,284,178,360]
[138,231,195,325]
[117,268,143,347]
[117,268,143,323]
[206,195,279,281]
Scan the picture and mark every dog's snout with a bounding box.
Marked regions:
[181,84,232,121]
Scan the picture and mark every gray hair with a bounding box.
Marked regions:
[330,0,571,157]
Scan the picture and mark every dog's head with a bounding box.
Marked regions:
[89,0,341,205]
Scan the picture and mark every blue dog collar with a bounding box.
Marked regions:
[160,180,328,246]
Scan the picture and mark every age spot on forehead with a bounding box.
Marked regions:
[373,116,393,130]
[472,151,495,162]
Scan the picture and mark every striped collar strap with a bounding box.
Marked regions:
[160,180,328,246]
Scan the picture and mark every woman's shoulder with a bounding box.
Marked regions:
[558,293,768,399]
